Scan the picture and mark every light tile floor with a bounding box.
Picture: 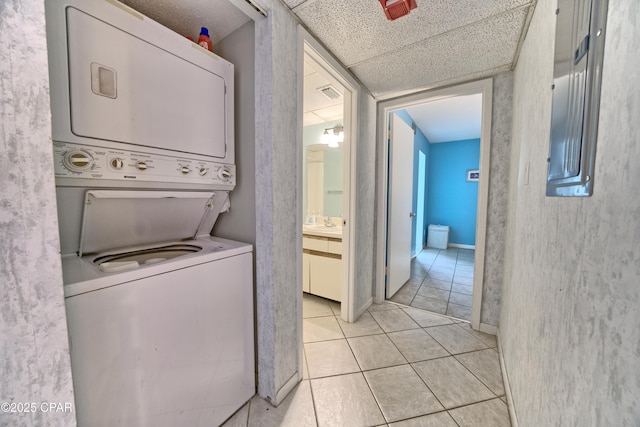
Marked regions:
[223,294,510,427]
[390,248,475,321]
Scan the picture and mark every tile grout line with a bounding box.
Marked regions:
[422,323,501,401]
[387,408,463,427]
[452,351,505,399]
[244,396,252,427]
[305,360,321,427]
[301,292,510,427]
[341,308,390,424]
[375,297,452,418]
[369,308,437,425]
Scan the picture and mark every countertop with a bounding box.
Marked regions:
[303,224,343,239]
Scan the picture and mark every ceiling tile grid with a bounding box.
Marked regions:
[293,0,531,68]
[118,0,536,101]
[303,55,344,125]
[349,7,529,98]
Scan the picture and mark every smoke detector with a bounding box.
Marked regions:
[379,0,417,21]
[317,84,342,100]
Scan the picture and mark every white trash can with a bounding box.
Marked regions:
[427,225,450,249]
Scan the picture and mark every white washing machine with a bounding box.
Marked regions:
[45,1,254,424]
[62,191,254,427]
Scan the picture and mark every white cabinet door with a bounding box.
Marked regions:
[302,252,310,293]
[309,255,341,302]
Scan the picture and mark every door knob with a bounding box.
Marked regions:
[409,212,417,218]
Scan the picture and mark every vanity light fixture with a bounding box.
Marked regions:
[322,124,344,147]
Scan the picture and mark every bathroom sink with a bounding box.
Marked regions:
[303,224,342,238]
[304,223,334,229]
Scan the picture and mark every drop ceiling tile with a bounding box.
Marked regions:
[350,7,528,98]
[404,94,482,143]
[304,73,341,108]
[294,0,532,67]
[304,58,317,76]
[304,112,325,126]
[121,0,250,43]
[312,104,344,121]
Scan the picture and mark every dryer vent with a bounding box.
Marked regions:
[379,0,417,21]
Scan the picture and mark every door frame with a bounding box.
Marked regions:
[414,149,427,256]
[297,26,360,379]
[374,79,493,331]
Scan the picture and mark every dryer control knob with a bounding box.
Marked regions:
[198,167,208,176]
[136,161,148,171]
[110,158,124,170]
[218,167,231,181]
[181,166,191,175]
[63,150,94,172]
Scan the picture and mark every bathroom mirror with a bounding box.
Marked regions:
[303,138,343,219]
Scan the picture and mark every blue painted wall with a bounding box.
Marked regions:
[395,111,431,255]
[427,138,480,246]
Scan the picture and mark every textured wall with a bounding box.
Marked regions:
[254,3,379,401]
[254,0,300,404]
[213,22,256,246]
[500,0,640,425]
[480,72,513,326]
[354,92,377,312]
[379,74,512,326]
[0,1,76,426]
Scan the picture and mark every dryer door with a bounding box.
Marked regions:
[66,6,228,159]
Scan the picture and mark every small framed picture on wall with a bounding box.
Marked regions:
[466,169,479,182]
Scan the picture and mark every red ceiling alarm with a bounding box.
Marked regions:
[379,0,417,21]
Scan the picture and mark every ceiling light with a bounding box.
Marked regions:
[322,129,332,145]
[323,124,344,147]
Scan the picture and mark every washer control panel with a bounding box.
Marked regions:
[53,142,235,187]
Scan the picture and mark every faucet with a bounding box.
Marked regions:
[323,217,336,227]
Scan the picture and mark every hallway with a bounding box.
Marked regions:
[223,294,509,426]
[390,248,475,321]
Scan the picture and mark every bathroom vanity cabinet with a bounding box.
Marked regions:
[302,231,342,302]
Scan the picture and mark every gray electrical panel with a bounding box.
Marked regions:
[546,0,608,196]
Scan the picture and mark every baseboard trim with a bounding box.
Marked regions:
[355,297,373,319]
[274,372,300,406]
[479,322,498,335]
[448,243,476,249]
[497,329,519,427]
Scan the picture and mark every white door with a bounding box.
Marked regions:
[415,150,426,255]
[387,113,414,298]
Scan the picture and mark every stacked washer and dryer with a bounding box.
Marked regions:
[46,0,254,425]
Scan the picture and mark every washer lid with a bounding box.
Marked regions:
[79,190,229,256]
